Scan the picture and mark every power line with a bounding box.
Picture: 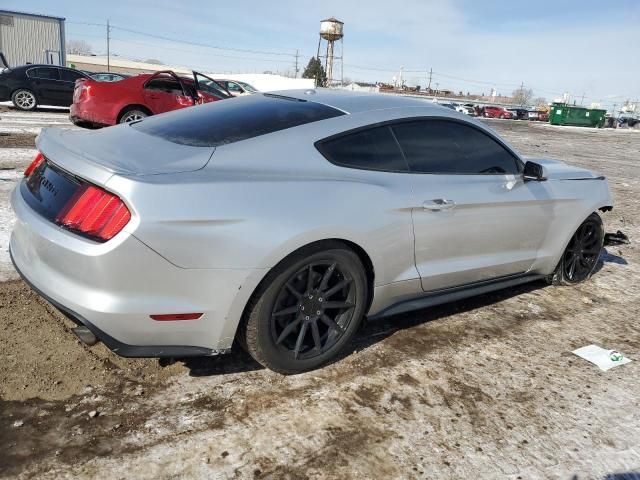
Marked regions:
[68,21,296,57]
[108,37,295,64]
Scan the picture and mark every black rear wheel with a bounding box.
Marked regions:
[550,213,604,285]
[242,244,367,374]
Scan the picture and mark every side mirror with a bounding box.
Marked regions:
[523,161,548,181]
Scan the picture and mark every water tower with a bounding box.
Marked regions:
[316,17,344,86]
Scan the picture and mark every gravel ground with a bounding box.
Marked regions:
[0,108,639,479]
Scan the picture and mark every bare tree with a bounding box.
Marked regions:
[512,87,534,107]
[66,39,93,55]
[533,97,548,109]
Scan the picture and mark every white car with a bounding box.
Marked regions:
[216,79,258,97]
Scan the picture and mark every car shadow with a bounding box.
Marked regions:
[173,280,549,377]
[593,248,628,275]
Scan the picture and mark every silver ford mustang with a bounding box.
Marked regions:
[11,89,613,373]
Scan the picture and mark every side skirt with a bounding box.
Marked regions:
[369,273,546,319]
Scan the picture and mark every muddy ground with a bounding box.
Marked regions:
[0,108,639,479]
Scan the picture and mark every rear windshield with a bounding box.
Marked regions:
[131,93,345,147]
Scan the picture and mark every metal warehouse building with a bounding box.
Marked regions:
[0,10,65,67]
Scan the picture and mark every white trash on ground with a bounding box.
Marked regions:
[572,345,632,371]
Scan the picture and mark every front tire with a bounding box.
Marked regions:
[241,243,368,374]
[12,89,37,111]
[549,213,604,285]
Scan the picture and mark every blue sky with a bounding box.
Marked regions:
[5,0,639,106]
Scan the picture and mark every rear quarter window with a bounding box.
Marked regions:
[316,126,408,172]
[132,93,345,147]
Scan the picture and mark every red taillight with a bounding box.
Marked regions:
[56,185,131,241]
[24,152,44,177]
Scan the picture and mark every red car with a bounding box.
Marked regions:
[70,70,231,127]
[481,106,513,119]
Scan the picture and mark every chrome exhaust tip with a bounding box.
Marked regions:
[72,326,98,346]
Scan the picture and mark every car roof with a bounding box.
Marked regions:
[15,64,77,71]
[271,88,444,115]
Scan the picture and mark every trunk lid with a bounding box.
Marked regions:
[37,125,215,178]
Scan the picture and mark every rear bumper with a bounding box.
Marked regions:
[69,102,113,127]
[10,248,217,357]
[10,183,263,357]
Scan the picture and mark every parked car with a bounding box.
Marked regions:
[215,79,258,96]
[455,104,474,115]
[88,72,130,82]
[481,106,513,119]
[0,63,90,110]
[437,102,457,110]
[528,110,540,121]
[11,90,613,374]
[507,108,529,120]
[70,70,231,127]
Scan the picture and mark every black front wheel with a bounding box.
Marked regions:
[241,243,368,374]
[550,213,604,285]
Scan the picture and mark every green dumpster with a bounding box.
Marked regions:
[548,103,606,127]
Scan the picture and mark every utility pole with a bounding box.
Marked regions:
[106,19,111,72]
[294,49,299,78]
[427,67,432,91]
[517,81,524,107]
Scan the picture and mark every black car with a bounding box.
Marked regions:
[507,108,529,120]
[0,64,90,111]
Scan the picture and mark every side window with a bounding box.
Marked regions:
[392,120,520,174]
[318,126,408,172]
[28,67,60,80]
[227,82,242,93]
[60,69,85,82]
[145,76,183,94]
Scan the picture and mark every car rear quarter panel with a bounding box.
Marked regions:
[105,110,446,289]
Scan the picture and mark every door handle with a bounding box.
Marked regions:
[148,94,160,99]
[423,199,456,211]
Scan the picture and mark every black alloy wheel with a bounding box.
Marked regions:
[241,244,367,374]
[271,262,355,360]
[551,213,604,285]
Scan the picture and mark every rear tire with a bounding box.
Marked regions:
[241,243,368,374]
[12,89,37,111]
[548,213,604,285]
[118,107,149,123]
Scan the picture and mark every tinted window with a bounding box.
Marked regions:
[28,67,59,80]
[133,93,345,147]
[60,69,85,82]
[392,120,520,174]
[145,76,183,94]
[194,73,230,99]
[318,126,407,172]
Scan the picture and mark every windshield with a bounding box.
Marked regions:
[238,81,258,93]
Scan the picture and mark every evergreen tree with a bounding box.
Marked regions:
[302,57,327,87]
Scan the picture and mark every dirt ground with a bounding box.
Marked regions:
[0,108,639,479]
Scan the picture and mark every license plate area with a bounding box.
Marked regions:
[21,160,82,222]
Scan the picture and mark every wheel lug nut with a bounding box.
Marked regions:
[305,316,310,320]
[318,298,323,302]
[301,306,304,311]
[316,310,321,315]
